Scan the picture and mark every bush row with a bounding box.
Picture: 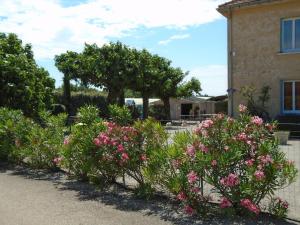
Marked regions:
[0,105,297,219]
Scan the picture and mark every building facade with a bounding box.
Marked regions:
[218,0,300,119]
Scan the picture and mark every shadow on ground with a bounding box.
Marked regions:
[2,164,299,225]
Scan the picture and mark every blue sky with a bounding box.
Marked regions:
[0,0,228,96]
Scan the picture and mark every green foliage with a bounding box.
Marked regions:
[268,197,289,218]
[54,90,107,117]
[0,107,34,162]
[155,106,297,216]
[61,121,106,180]
[77,105,101,125]
[241,85,271,121]
[20,112,67,169]
[108,104,132,126]
[0,33,55,117]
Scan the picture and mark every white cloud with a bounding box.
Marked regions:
[188,65,227,96]
[158,34,190,45]
[0,0,227,59]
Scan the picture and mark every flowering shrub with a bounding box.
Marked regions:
[21,112,67,169]
[156,105,297,216]
[108,104,132,126]
[268,197,289,218]
[92,118,167,196]
[60,105,105,179]
[0,108,35,162]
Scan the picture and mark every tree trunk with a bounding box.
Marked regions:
[63,75,71,115]
[142,95,149,119]
[107,89,117,106]
[162,97,171,121]
[118,89,125,106]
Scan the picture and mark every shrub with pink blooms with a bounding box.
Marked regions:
[268,197,289,218]
[155,105,297,216]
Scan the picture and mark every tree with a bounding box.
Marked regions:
[54,51,83,114]
[130,49,165,119]
[0,33,55,117]
[81,42,133,106]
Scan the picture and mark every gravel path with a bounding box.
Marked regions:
[0,165,299,225]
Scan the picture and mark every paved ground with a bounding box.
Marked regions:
[0,165,299,225]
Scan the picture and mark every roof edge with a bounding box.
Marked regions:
[217,0,282,17]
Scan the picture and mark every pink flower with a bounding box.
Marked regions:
[258,154,273,165]
[254,170,265,181]
[177,191,187,201]
[237,132,248,141]
[251,116,263,126]
[93,138,101,146]
[184,205,195,215]
[186,145,196,157]
[117,144,125,152]
[198,143,208,153]
[211,160,217,166]
[202,119,214,128]
[63,136,70,145]
[240,199,260,215]
[187,171,198,184]
[191,187,200,194]
[265,123,275,132]
[245,159,254,167]
[123,136,129,141]
[239,104,247,113]
[220,197,232,208]
[53,157,62,164]
[220,173,240,187]
[121,152,129,161]
[140,154,147,161]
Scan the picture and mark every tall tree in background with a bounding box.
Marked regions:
[54,51,82,114]
[0,33,55,117]
[81,42,133,106]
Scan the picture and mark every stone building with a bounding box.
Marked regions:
[218,0,300,119]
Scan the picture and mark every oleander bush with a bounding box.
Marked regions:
[61,105,105,180]
[0,108,34,162]
[108,104,132,126]
[21,112,67,169]
[0,106,297,218]
[155,105,297,216]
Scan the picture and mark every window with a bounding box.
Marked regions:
[283,81,300,113]
[281,18,300,52]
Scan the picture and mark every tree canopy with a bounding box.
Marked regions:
[55,41,201,119]
[0,33,55,117]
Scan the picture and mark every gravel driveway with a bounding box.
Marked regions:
[0,165,299,225]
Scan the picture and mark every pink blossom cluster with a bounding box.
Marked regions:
[63,136,70,145]
[220,197,232,208]
[184,205,195,215]
[220,173,240,187]
[239,104,247,113]
[186,145,196,157]
[245,159,254,167]
[198,142,209,153]
[276,197,289,209]
[258,154,273,165]
[53,157,62,164]
[236,132,248,142]
[177,191,187,201]
[251,116,263,126]
[240,199,260,215]
[187,171,199,184]
[254,170,265,181]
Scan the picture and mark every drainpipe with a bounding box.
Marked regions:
[227,8,234,117]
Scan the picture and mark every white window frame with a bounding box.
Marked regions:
[281,17,300,52]
[283,80,300,114]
